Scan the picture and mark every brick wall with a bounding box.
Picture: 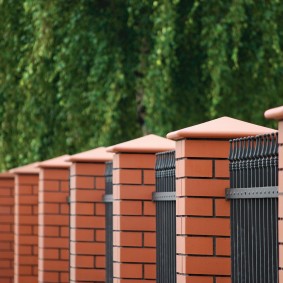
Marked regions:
[38,156,70,283]
[108,134,175,283]
[167,116,275,283]
[0,173,14,283]
[14,173,39,283]
[70,162,107,282]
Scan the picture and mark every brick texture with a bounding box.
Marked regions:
[14,174,39,283]
[176,139,231,282]
[70,162,106,282]
[112,153,156,282]
[0,175,14,283]
[38,168,70,283]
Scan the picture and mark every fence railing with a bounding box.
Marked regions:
[104,161,113,283]
[226,133,278,283]
[153,150,176,283]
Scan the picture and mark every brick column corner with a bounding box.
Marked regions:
[0,172,14,283]
[68,147,113,282]
[265,106,283,282]
[38,155,71,283]
[167,116,276,283]
[107,134,175,282]
[10,162,40,283]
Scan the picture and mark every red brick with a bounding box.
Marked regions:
[216,277,231,283]
[70,255,94,268]
[72,215,105,229]
[116,247,155,263]
[71,176,95,189]
[114,185,155,200]
[113,201,142,215]
[177,236,213,255]
[71,242,105,255]
[178,198,213,216]
[70,229,94,242]
[113,231,142,247]
[185,217,230,236]
[176,159,213,178]
[179,140,230,159]
[215,160,229,178]
[72,268,105,281]
[185,256,231,275]
[95,203,105,215]
[144,264,156,279]
[143,170,155,184]
[72,163,105,176]
[95,256,105,268]
[114,262,143,278]
[42,169,69,180]
[114,169,142,184]
[215,199,230,217]
[143,201,155,215]
[182,179,229,197]
[70,190,104,202]
[114,216,155,231]
[216,238,230,256]
[115,154,155,169]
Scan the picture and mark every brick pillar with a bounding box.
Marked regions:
[107,134,175,282]
[10,162,40,283]
[265,106,283,282]
[167,116,275,283]
[69,147,113,282]
[0,173,14,283]
[38,155,71,283]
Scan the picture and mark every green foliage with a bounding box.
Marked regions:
[0,0,283,170]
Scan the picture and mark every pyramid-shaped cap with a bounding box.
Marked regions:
[107,134,175,153]
[265,106,283,121]
[167,117,276,140]
[38,155,71,169]
[10,162,40,175]
[69,147,114,163]
[0,172,14,179]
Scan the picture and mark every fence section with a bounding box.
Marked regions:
[226,133,278,283]
[104,161,113,283]
[153,150,176,283]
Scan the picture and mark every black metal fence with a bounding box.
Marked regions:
[104,161,113,283]
[226,133,278,283]
[153,150,176,283]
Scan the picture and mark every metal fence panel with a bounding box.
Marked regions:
[227,134,278,283]
[105,161,113,283]
[154,150,176,283]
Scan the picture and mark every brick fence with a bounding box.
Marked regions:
[1,112,282,283]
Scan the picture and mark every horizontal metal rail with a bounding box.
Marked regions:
[226,186,278,199]
[152,191,176,201]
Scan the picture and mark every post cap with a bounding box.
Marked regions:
[0,172,14,179]
[68,147,114,163]
[10,162,41,175]
[265,106,283,121]
[167,116,276,140]
[38,155,71,169]
[107,134,175,153]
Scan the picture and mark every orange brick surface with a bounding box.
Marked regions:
[0,175,14,283]
[113,153,157,281]
[175,138,231,282]
[70,162,107,283]
[14,173,39,283]
[38,166,70,283]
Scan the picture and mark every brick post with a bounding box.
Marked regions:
[69,147,113,282]
[10,162,40,283]
[38,155,71,283]
[107,134,175,282]
[0,173,14,283]
[265,106,283,282]
[167,116,275,283]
